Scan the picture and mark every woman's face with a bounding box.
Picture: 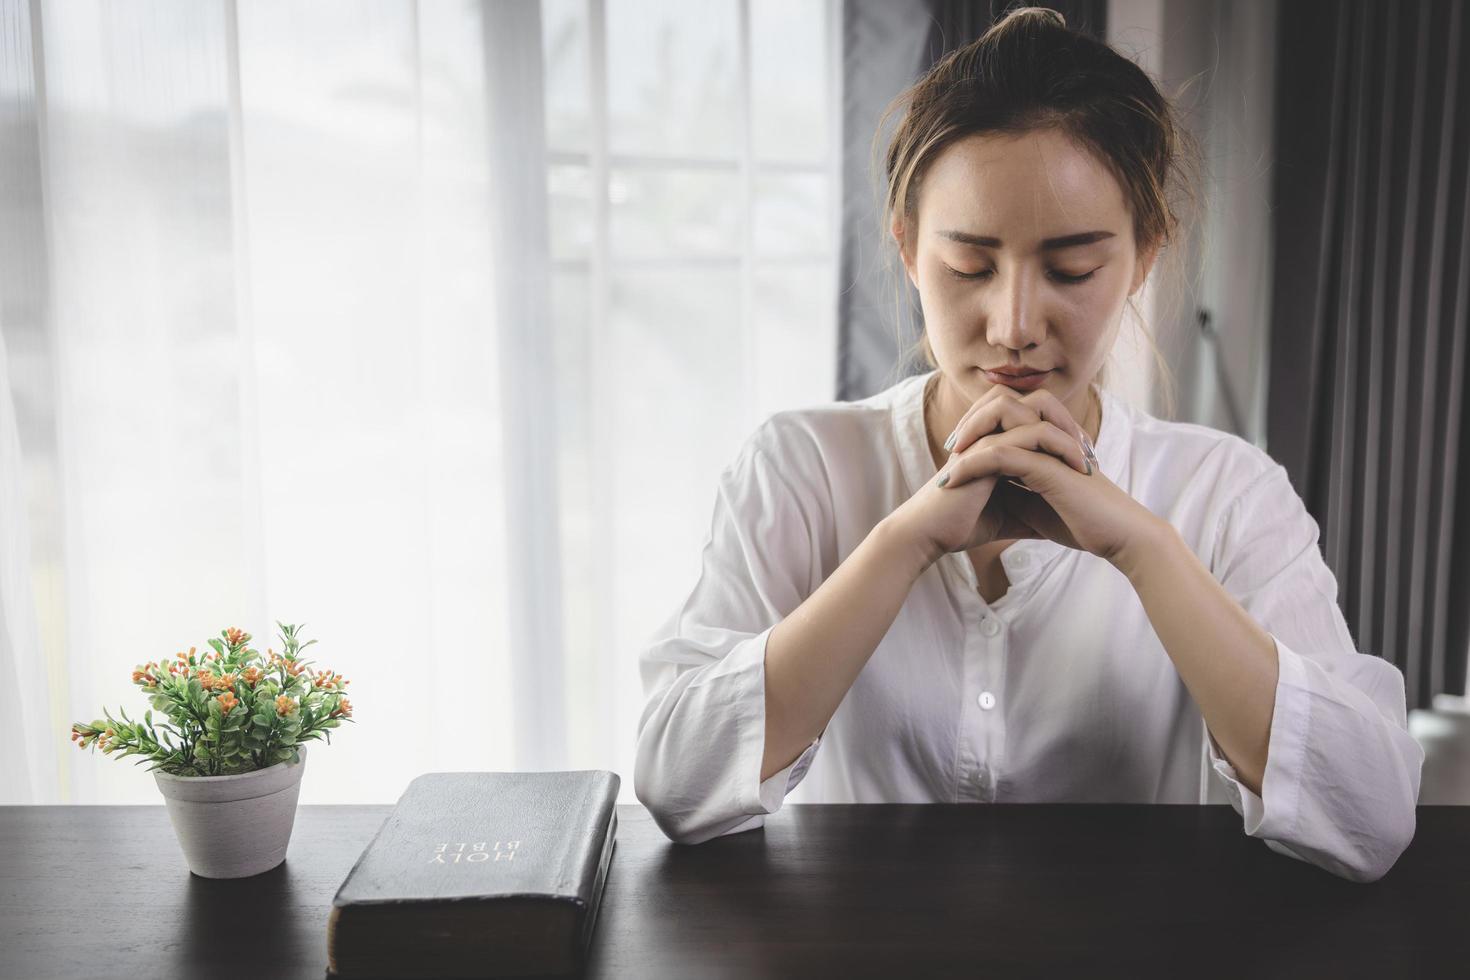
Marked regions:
[893,127,1156,433]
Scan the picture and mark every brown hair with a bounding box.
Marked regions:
[874,5,1202,417]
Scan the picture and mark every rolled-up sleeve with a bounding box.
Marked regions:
[1205,460,1424,883]
[634,421,828,845]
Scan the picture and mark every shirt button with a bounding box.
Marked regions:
[981,617,1000,636]
[977,691,996,710]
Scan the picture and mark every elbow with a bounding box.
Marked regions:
[1343,810,1417,884]
[632,732,730,846]
[1267,821,1415,884]
[1304,698,1425,884]
[633,775,751,846]
[1342,737,1424,883]
[632,773,703,845]
[1265,772,1419,884]
[648,812,737,848]
[633,740,692,844]
[634,737,768,846]
[1334,847,1405,885]
[1318,801,1418,885]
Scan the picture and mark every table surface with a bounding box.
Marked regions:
[2,803,1467,979]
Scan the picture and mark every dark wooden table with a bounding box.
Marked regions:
[2,804,1466,978]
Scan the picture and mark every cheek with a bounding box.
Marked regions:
[1056,306,1124,363]
[1054,270,1130,322]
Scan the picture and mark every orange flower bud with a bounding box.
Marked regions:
[275,694,297,717]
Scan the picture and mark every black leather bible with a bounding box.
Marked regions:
[326,770,620,979]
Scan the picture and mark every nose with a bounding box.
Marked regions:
[985,264,1044,353]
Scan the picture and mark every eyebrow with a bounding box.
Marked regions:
[935,229,1117,250]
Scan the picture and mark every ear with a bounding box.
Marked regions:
[1130,242,1159,296]
[891,216,918,289]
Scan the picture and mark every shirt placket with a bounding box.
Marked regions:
[947,553,1010,804]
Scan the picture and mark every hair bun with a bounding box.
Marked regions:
[987,6,1067,34]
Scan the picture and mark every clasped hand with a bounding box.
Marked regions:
[889,385,1162,569]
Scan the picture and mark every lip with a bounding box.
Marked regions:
[984,368,1051,390]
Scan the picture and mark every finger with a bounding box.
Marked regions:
[998,389,1092,481]
[942,442,1075,494]
[939,422,1090,488]
[941,384,1016,452]
[946,395,1041,455]
[947,387,1088,468]
[1016,387,1089,448]
[981,419,1091,476]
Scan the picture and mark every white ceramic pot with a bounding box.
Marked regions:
[153,746,308,879]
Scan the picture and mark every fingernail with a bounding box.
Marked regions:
[942,431,956,452]
[936,471,949,488]
[1081,433,1097,474]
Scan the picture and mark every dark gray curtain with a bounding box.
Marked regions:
[1269,0,1470,709]
[836,0,1107,402]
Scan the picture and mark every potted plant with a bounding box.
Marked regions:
[70,622,355,878]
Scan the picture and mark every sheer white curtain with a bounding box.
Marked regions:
[0,0,839,804]
[0,321,56,802]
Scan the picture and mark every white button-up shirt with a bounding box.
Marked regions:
[635,368,1424,882]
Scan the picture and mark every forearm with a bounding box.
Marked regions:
[761,518,933,781]
[1115,520,1280,796]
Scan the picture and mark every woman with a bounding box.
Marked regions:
[633,7,1422,883]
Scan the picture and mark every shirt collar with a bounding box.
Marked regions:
[889,368,1130,575]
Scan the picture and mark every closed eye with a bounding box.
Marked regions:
[945,266,1097,285]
